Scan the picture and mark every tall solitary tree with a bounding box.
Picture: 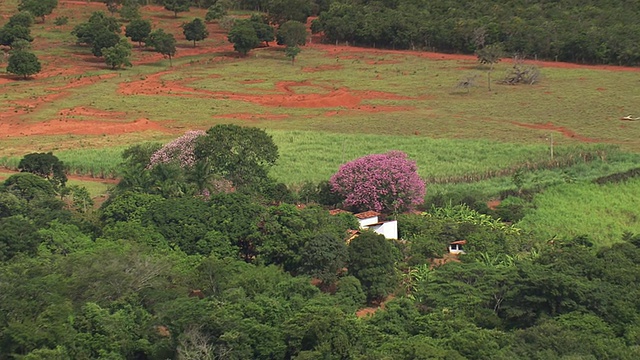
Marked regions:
[18,0,58,23]
[6,50,41,79]
[163,0,190,18]
[276,20,307,47]
[103,37,133,69]
[476,43,504,91]
[182,18,209,47]
[120,0,142,21]
[125,18,152,47]
[228,21,260,56]
[17,152,67,188]
[330,151,426,213]
[147,29,177,66]
[205,4,226,23]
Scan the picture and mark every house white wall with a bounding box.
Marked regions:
[448,244,465,255]
[357,216,379,228]
[367,221,398,240]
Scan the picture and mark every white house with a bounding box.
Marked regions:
[448,240,466,255]
[354,211,398,240]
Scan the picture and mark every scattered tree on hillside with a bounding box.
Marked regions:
[0,25,33,48]
[8,12,35,29]
[249,15,275,46]
[163,0,190,18]
[277,20,307,63]
[276,20,307,46]
[10,39,32,52]
[6,50,41,79]
[104,0,122,15]
[181,18,209,47]
[330,151,426,213]
[103,37,133,69]
[91,29,120,57]
[476,43,504,91]
[18,0,58,23]
[285,44,300,64]
[146,29,177,66]
[218,15,237,32]
[125,18,152,47]
[72,12,121,55]
[228,21,260,56]
[17,152,67,188]
[120,0,142,21]
[205,4,226,22]
[266,0,313,26]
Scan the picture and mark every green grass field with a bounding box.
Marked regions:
[517,179,640,247]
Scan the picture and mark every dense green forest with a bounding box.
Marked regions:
[2,125,640,359]
[93,0,640,65]
[312,0,640,65]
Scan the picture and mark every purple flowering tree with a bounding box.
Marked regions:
[148,130,206,168]
[330,151,426,213]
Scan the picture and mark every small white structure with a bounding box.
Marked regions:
[354,211,398,240]
[354,211,381,227]
[448,240,467,255]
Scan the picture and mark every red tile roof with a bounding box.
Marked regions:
[329,209,352,215]
[450,240,467,245]
[354,211,381,219]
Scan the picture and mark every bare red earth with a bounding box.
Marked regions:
[510,121,600,142]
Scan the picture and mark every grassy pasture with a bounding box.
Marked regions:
[517,179,640,247]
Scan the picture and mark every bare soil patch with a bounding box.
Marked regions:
[0,118,170,138]
[511,121,600,142]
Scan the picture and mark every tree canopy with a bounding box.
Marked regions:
[181,18,209,47]
[6,50,41,79]
[103,37,133,69]
[194,124,279,188]
[18,152,67,188]
[330,150,426,213]
[146,28,177,65]
[18,0,58,22]
[163,0,190,18]
[228,20,261,56]
[125,18,152,47]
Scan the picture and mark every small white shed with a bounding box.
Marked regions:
[448,240,467,255]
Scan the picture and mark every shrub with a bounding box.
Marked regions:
[330,151,426,213]
[53,16,69,26]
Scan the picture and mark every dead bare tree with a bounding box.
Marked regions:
[501,55,541,85]
[454,74,480,93]
[177,327,216,360]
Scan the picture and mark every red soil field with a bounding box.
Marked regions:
[1,0,638,142]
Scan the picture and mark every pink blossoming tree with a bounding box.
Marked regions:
[148,130,206,168]
[330,151,426,213]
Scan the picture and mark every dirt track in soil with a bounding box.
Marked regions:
[2,0,638,145]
